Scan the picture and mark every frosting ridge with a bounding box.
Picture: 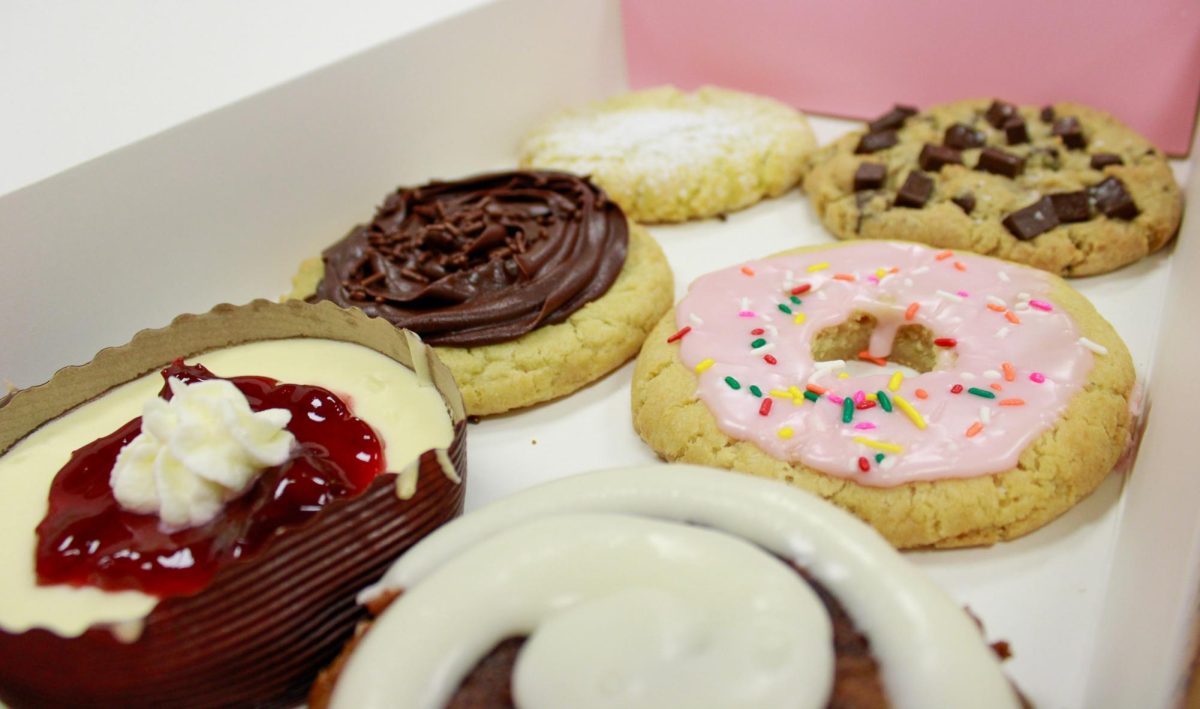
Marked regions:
[314,170,628,347]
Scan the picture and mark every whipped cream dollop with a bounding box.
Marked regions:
[110,377,296,529]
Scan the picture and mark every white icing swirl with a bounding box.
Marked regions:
[339,465,1020,709]
[110,376,295,529]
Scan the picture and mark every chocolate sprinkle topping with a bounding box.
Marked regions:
[894,171,933,209]
[1040,106,1056,123]
[1090,153,1124,170]
[855,130,899,154]
[1052,117,1087,149]
[1090,177,1140,220]
[1003,197,1060,240]
[976,147,1026,178]
[985,100,1018,129]
[853,163,887,191]
[313,170,628,347]
[944,123,986,150]
[1050,191,1091,223]
[1003,117,1029,145]
[918,143,963,172]
[951,192,976,215]
[868,104,918,133]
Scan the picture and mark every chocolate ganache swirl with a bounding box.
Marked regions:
[313,170,628,347]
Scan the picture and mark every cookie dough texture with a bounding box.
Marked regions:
[632,243,1135,549]
[520,86,817,224]
[803,99,1182,276]
[293,224,673,416]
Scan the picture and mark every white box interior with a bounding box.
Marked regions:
[2,1,1197,707]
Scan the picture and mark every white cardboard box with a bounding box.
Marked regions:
[2,1,1197,707]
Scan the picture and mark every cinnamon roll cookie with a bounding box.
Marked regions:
[803,99,1182,276]
[289,170,673,415]
[311,465,1021,708]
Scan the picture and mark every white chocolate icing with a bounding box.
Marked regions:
[339,465,1020,709]
[110,377,296,529]
[0,338,453,638]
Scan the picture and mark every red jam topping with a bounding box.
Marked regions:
[34,360,385,597]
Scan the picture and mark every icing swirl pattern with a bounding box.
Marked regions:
[314,170,628,347]
[673,242,1095,486]
[335,465,1019,709]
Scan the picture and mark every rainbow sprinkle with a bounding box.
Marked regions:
[694,358,715,373]
[853,436,904,454]
[666,326,691,343]
[892,394,927,430]
[888,371,903,392]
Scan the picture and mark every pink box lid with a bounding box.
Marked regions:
[622,0,1200,156]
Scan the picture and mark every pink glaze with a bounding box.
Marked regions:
[674,242,1096,487]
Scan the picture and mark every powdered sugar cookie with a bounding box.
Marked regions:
[520,86,817,223]
[633,241,1134,548]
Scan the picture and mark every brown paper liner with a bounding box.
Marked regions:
[0,299,468,708]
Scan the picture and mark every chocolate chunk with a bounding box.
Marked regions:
[853,163,887,191]
[944,123,986,150]
[951,192,976,215]
[1090,177,1140,220]
[1003,117,1029,145]
[975,147,1026,178]
[1090,153,1124,169]
[1050,191,1091,223]
[855,129,899,154]
[918,143,963,172]
[985,100,1018,128]
[894,171,933,209]
[868,104,918,133]
[1052,116,1087,149]
[1003,197,1060,240]
[1040,105,1055,123]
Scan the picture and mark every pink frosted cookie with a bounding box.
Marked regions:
[632,241,1134,548]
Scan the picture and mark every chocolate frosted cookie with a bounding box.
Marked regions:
[804,99,1182,276]
[520,86,817,223]
[290,170,673,416]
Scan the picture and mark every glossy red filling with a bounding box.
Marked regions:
[34,360,385,597]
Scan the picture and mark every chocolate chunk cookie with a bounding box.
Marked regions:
[803,99,1182,276]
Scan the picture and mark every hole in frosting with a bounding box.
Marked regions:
[811,312,940,374]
